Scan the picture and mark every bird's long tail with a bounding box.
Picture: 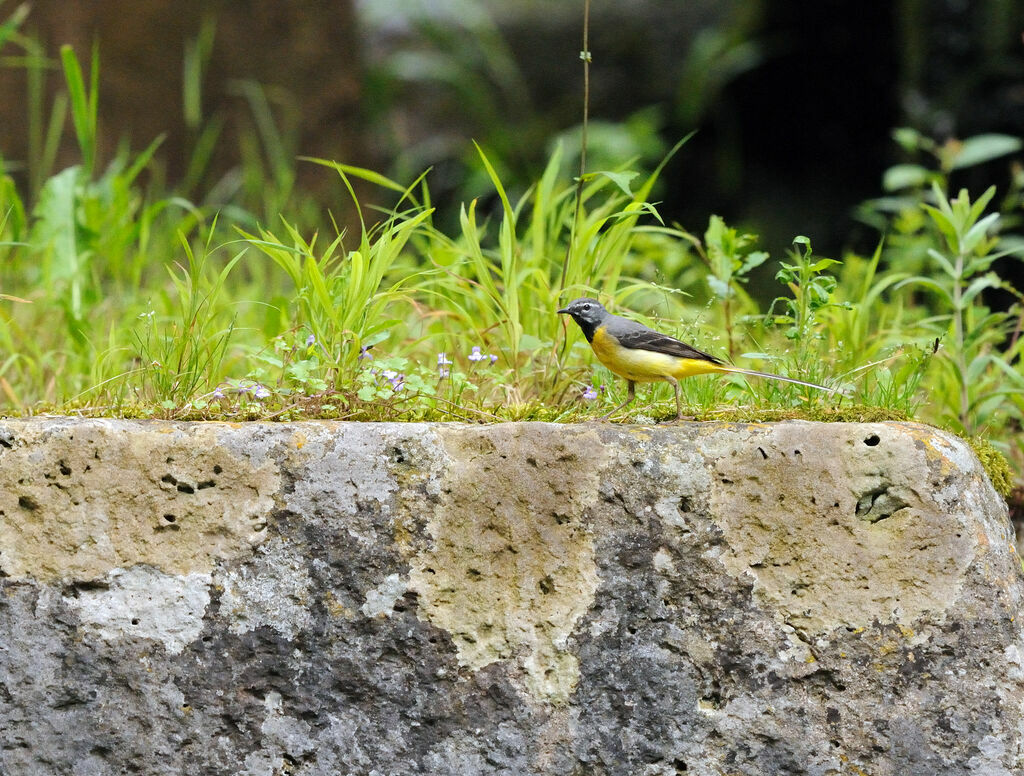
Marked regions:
[715,365,842,395]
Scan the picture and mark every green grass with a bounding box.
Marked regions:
[2,42,1024,488]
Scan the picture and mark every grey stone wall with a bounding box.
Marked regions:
[0,419,1020,775]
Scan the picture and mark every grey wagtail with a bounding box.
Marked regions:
[557,297,838,420]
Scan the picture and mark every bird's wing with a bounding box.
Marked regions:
[609,318,723,364]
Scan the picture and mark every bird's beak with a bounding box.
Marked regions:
[556,307,569,315]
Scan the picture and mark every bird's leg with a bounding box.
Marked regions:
[600,380,636,420]
[665,376,682,420]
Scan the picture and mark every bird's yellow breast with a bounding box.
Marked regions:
[591,326,722,382]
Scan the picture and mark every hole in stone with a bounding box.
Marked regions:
[161,474,177,486]
[539,575,555,595]
[59,461,71,476]
[213,465,223,474]
[526,456,538,467]
[18,495,38,511]
[196,479,215,490]
[131,618,139,626]
[165,456,174,464]
[466,568,482,579]
[856,486,907,522]
[673,758,688,772]
[864,434,880,447]
[757,447,768,459]
[163,514,177,523]
[176,482,195,494]
[679,495,692,512]
[391,447,406,464]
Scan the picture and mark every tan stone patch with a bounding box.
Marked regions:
[407,423,603,703]
[706,422,977,632]
[0,421,279,581]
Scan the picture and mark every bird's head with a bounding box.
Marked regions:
[557,297,608,328]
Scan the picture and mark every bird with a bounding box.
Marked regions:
[557,297,839,420]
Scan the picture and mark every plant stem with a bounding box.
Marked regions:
[952,252,971,433]
[558,0,591,296]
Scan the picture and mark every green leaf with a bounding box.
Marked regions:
[30,167,83,321]
[882,164,930,191]
[738,250,770,275]
[895,275,954,305]
[892,127,924,152]
[807,258,841,272]
[0,4,29,50]
[60,44,99,176]
[518,333,545,351]
[593,170,639,197]
[960,211,999,255]
[960,273,1000,308]
[300,157,408,193]
[950,134,1023,170]
[925,248,957,278]
[923,205,958,255]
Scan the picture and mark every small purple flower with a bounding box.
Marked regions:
[489,354,498,365]
[382,370,405,391]
[358,345,373,361]
[305,334,316,348]
[582,386,598,401]
[252,384,271,400]
[468,346,484,362]
[437,352,453,378]
[212,386,225,399]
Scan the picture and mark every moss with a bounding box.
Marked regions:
[25,400,916,426]
[682,404,912,424]
[967,437,1014,498]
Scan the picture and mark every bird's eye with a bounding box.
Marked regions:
[581,303,591,312]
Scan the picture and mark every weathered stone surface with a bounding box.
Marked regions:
[0,418,1019,775]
